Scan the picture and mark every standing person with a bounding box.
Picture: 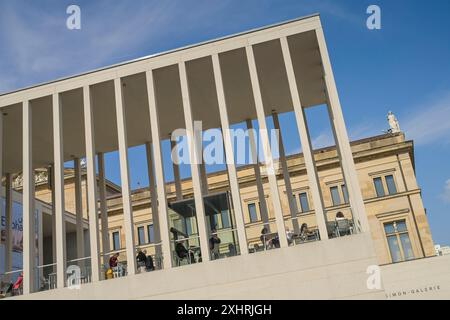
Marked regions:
[209,229,221,260]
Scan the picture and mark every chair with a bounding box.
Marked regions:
[336,219,352,237]
[326,221,338,238]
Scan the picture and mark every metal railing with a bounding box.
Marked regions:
[283,215,320,246]
[37,263,57,291]
[245,221,280,253]
[209,228,240,260]
[66,256,92,286]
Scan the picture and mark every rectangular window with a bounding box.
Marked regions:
[330,186,341,206]
[385,175,397,195]
[384,220,415,263]
[221,209,231,229]
[112,231,120,251]
[341,185,349,204]
[137,226,145,245]
[373,177,385,197]
[299,192,310,212]
[147,224,155,243]
[248,203,258,223]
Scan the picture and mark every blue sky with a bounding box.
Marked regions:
[0,0,449,245]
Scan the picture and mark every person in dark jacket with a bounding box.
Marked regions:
[209,229,221,260]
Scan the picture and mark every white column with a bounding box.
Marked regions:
[280,36,329,240]
[22,100,36,294]
[178,61,211,261]
[199,155,208,196]
[212,54,248,255]
[170,138,183,200]
[315,28,369,233]
[114,78,137,275]
[0,114,4,276]
[83,85,101,282]
[146,70,173,268]
[52,93,67,288]
[145,142,162,260]
[50,166,56,271]
[98,152,110,263]
[272,111,300,235]
[246,119,270,229]
[74,158,85,260]
[37,209,44,284]
[4,174,13,282]
[246,46,288,248]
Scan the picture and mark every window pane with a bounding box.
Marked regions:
[399,233,414,260]
[373,177,385,197]
[341,185,349,204]
[384,223,395,235]
[299,193,310,212]
[147,224,155,243]
[396,220,407,232]
[330,186,341,206]
[221,209,231,229]
[113,232,120,251]
[385,175,397,195]
[186,217,193,236]
[248,203,258,223]
[387,235,402,262]
[138,226,145,245]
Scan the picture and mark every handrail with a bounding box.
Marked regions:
[210,228,238,237]
[0,269,23,276]
[36,263,56,269]
[67,256,91,264]
[173,235,200,243]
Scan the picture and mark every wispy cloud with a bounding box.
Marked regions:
[311,132,335,149]
[0,0,232,93]
[402,91,450,146]
[0,0,356,95]
[440,179,450,204]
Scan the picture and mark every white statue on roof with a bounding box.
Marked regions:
[387,111,401,134]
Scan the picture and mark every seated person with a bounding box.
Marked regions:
[0,283,13,298]
[286,227,295,245]
[335,211,345,220]
[260,227,271,249]
[136,250,147,267]
[228,243,237,257]
[270,235,280,249]
[109,253,120,269]
[145,255,155,271]
[175,241,195,263]
[300,223,315,241]
[12,273,23,295]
